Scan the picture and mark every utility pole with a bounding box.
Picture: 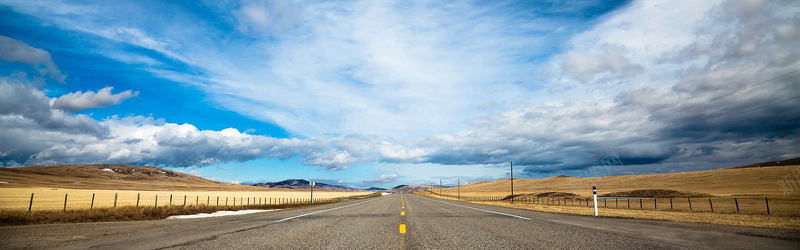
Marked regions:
[511,161,514,203]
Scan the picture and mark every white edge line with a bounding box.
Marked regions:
[275,197,383,223]
[417,195,532,220]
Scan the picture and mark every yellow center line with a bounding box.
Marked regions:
[400,194,407,249]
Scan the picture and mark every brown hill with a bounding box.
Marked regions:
[599,189,711,198]
[730,157,800,169]
[438,164,800,198]
[0,164,275,191]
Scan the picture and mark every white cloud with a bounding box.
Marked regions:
[235,0,303,37]
[52,87,139,113]
[2,0,798,179]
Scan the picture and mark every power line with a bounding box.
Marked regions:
[579,68,800,165]
[616,94,800,148]
[648,68,800,124]
[615,68,800,136]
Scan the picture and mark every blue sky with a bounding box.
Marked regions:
[1,0,798,189]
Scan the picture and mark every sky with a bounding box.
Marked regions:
[0,0,798,189]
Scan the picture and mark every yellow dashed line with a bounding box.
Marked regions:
[399,224,406,234]
[401,211,405,216]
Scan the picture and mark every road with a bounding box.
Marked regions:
[1,194,798,249]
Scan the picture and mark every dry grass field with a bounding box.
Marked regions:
[0,164,372,211]
[417,192,800,229]
[0,187,372,211]
[0,164,276,191]
[419,163,800,229]
[437,165,800,198]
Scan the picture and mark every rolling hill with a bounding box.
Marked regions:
[436,159,800,198]
[0,164,274,191]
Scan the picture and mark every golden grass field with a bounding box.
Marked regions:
[0,187,373,211]
[418,164,800,229]
[417,192,800,229]
[437,165,800,198]
[0,164,373,211]
[0,164,280,191]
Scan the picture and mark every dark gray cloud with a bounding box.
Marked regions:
[0,35,65,83]
[0,80,108,137]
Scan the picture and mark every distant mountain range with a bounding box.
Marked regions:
[388,184,436,193]
[365,187,386,191]
[251,179,366,192]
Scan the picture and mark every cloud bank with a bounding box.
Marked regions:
[1,0,798,181]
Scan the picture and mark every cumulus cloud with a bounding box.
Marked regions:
[0,81,329,167]
[0,79,108,137]
[427,0,800,175]
[0,35,66,82]
[52,87,139,113]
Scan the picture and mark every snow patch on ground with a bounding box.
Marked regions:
[0,181,8,184]
[101,168,114,172]
[167,209,281,219]
[381,192,392,196]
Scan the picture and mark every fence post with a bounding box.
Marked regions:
[91,193,95,210]
[28,193,34,213]
[734,198,739,213]
[627,199,630,209]
[217,197,219,206]
[196,196,198,205]
[226,197,228,206]
[207,196,210,206]
[688,198,692,211]
[616,198,618,208]
[654,199,657,210]
[114,193,118,208]
[155,195,158,207]
[765,197,770,215]
[709,198,713,212]
[63,194,68,211]
[669,198,673,210]
[639,199,642,209]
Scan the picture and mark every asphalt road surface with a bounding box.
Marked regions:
[1,194,799,249]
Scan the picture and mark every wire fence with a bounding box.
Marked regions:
[7,192,345,212]
[428,192,800,216]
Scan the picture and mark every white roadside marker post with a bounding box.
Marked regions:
[310,181,315,204]
[593,186,598,216]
